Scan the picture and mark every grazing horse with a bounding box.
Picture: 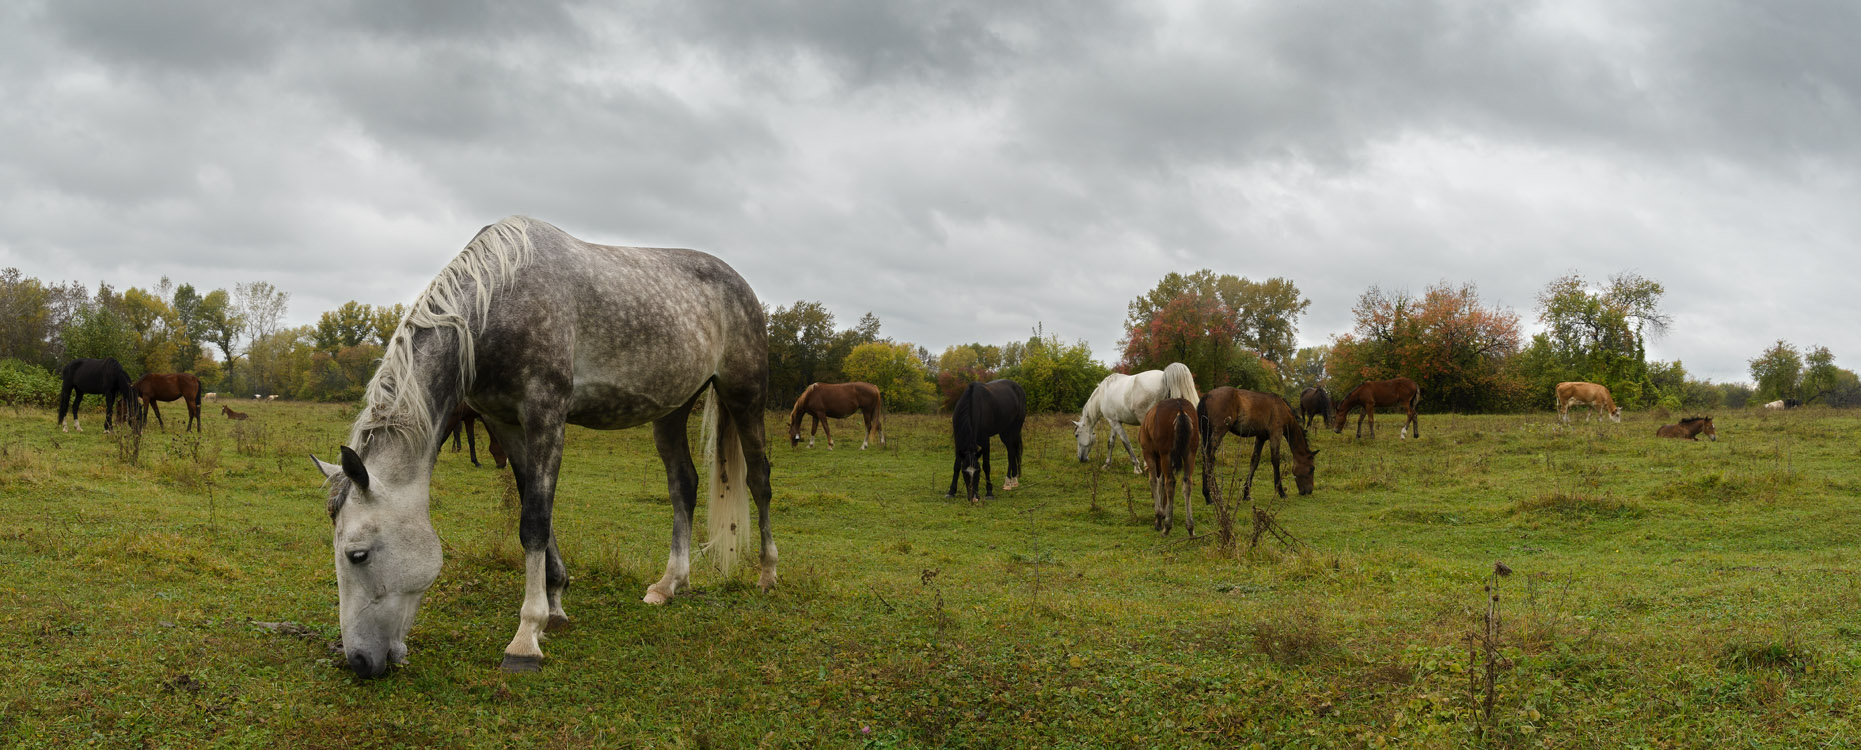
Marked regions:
[56,358,139,433]
[439,402,507,468]
[1762,399,1801,410]
[1071,362,1198,473]
[133,373,204,432]
[203,392,218,401]
[1656,416,1716,441]
[1556,381,1622,423]
[1333,377,1422,438]
[946,379,1026,503]
[1199,387,1318,504]
[310,216,776,677]
[1298,386,1334,430]
[787,381,885,450]
[222,405,249,421]
[1140,398,1199,535]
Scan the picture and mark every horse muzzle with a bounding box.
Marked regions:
[345,648,389,678]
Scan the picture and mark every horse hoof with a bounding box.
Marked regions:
[500,654,543,672]
[642,587,672,605]
[545,615,572,633]
[759,574,778,593]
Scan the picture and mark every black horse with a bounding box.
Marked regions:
[945,379,1027,503]
[57,358,140,433]
[1298,386,1334,430]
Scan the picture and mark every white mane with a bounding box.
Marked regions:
[349,216,538,451]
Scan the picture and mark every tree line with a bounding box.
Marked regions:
[2,265,1853,413]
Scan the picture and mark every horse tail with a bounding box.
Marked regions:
[1163,362,1199,408]
[1197,399,1215,505]
[701,382,751,575]
[1172,409,1193,474]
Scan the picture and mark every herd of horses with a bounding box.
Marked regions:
[39,217,1758,677]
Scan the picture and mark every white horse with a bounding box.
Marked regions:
[1072,362,1198,473]
[312,216,775,677]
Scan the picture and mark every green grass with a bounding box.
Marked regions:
[2,402,1860,747]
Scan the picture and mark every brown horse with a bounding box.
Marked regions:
[1332,377,1421,438]
[133,373,203,432]
[788,382,885,450]
[1140,398,1200,535]
[1298,386,1334,429]
[440,402,508,468]
[1656,416,1716,441]
[1199,387,1318,504]
[221,405,249,421]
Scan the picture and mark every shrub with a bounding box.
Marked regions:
[0,359,61,407]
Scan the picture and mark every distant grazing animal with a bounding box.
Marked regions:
[946,379,1027,503]
[309,216,776,677]
[1140,398,1200,535]
[1556,381,1622,423]
[1199,387,1318,505]
[1071,362,1198,473]
[222,405,249,421]
[1655,416,1716,441]
[787,381,885,450]
[267,394,280,402]
[439,402,507,469]
[203,392,218,401]
[133,373,204,432]
[253,394,262,400]
[1332,377,1422,438]
[56,358,139,433]
[1298,386,1334,430]
[1764,398,1802,410]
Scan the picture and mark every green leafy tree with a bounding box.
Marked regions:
[316,301,378,351]
[765,303,881,408]
[371,303,407,347]
[1284,346,1329,389]
[1124,270,1310,365]
[1001,326,1110,413]
[842,341,936,413]
[1328,282,1527,412]
[1523,271,1669,408]
[196,289,245,384]
[1748,340,1803,403]
[0,269,52,365]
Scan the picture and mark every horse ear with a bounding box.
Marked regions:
[339,446,371,491]
[311,454,342,480]
[1309,449,1320,458]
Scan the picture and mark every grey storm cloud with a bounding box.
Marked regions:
[1,0,1856,383]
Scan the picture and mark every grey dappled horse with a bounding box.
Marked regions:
[312,216,776,677]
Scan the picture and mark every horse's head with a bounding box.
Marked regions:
[1071,419,1093,462]
[955,442,985,501]
[1701,418,1716,441]
[313,447,442,678]
[1608,405,1623,423]
[1293,449,1318,495]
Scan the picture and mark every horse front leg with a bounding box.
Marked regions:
[500,422,569,672]
[1115,423,1143,474]
[808,414,820,448]
[645,406,701,605]
[980,442,994,502]
[946,455,962,499]
[1268,434,1286,498]
[1245,436,1267,502]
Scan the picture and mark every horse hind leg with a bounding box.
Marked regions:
[723,398,778,593]
[644,403,701,605]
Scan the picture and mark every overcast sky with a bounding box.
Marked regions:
[2,0,1855,384]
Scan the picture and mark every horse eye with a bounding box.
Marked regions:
[347,549,370,565]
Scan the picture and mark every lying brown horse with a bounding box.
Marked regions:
[1199,387,1318,504]
[1333,377,1421,439]
[1656,416,1715,441]
[221,405,249,421]
[440,402,508,468]
[788,382,885,450]
[134,373,203,432]
[1140,398,1200,536]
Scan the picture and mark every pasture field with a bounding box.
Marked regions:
[2,401,1859,748]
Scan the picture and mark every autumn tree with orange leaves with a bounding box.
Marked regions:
[1328,282,1528,412]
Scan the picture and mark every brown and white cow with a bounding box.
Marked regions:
[1555,381,1622,423]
